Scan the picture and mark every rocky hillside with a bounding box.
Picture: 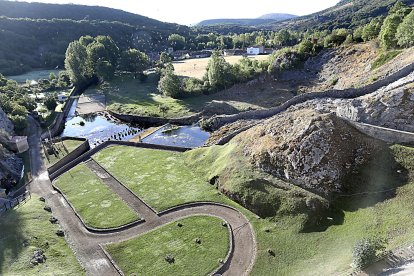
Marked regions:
[233,108,389,196]
[0,107,23,190]
[278,42,414,93]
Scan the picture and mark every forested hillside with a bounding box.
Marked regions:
[266,0,414,31]
[0,1,190,75]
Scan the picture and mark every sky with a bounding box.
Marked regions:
[15,0,340,25]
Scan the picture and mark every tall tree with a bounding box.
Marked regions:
[64,40,89,86]
[396,9,414,47]
[168,34,186,50]
[119,49,149,78]
[205,51,234,90]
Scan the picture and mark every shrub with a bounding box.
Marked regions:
[352,238,387,270]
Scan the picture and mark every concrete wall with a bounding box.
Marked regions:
[41,78,98,140]
[206,62,414,130]
[49,141,190,181]
[109,111,201,127]
[47,137,90,175]
[347,121,414,145]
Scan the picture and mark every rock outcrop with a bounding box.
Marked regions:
[0,107,13,134]
[234,108,387,196]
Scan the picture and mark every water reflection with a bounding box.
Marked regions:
[142,124,209,148]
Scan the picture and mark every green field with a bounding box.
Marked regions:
[53,163,139,229]
[186,143,414,275]
[106,216,229,275]
[0,195,84,275]
[44,139,84,167]
[93,146,227,212]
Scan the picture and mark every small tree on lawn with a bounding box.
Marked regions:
[352,237,387,270]
[158,67,182,98]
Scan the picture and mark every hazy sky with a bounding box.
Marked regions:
[16,0,340,25]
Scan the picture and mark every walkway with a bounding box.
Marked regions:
[26,118,256,276]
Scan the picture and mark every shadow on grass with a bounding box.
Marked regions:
[302,147,409,233]
[0,208,25,274]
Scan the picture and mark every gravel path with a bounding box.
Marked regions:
[26,118,257,276]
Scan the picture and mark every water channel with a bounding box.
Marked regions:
[61,98,209,148]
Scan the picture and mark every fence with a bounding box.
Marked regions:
[0,190,31,214]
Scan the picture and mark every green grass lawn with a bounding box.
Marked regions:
[93,146,227,212]
[0,195,84,275]
[186,143,414,275]
[106,216,229,276]
[44,139,84,167]
[95,74,197,118]
[53,163,139,229]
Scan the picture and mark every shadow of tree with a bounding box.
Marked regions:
[0,207,25,274]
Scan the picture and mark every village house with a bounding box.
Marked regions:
[223,49,245,56]
[246,46,265,55]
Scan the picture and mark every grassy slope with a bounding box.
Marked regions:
[185,143,414,275]
[44,139,84,167]
[53,163,139,229]
[106,216,229,275]
[0,195,84,275]
[93,146,228,212]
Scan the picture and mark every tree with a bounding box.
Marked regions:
[205,51,234,90]
[158,67,182,98]
[361,18,382,41]
[119,49,149,78]
[352,238,387,270]
[379,1,410,49]
[396,10,414,47]
[159,52,172,64]
[168,34,186,50]
[44,94,57,111]
[49,72,56,80]
[64,41,89,86]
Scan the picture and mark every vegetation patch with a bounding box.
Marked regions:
[0,195,84,275]
[106,216,229,275]
[43,139,84,167]
[93,146,228,212]
[371,50,402,70]
[53,163,139,228]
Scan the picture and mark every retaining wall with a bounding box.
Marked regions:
[49,141,190,181]
[348,121,414,145]
[41,78,98,140]
[47,137,90,175]
[109,111,201,127]
[206,62,414,130]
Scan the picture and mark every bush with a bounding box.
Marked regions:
[352,238,387,270]
[158,68,182,98]
[44,95,58,111]
[396,9,414,47]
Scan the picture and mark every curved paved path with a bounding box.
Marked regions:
[27,118,256,276]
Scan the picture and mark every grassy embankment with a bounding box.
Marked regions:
[53,163,139,229]
[106,216,229,275]
[0,195,84,275]
[186,143,414,275]
[43,139,83,167]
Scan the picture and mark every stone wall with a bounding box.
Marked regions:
[41,78,98,140]
[347,120,414,145]
[47,137,90,175]
[109,111,201,127]
[206,62,414,130]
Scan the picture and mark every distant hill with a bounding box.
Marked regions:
[257,13,298,20]
[264,0,414,31]
[0,1,190,75]
[197,13,297,27]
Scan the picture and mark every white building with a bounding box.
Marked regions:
[10,136,29,153]
[246,46,265,55]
